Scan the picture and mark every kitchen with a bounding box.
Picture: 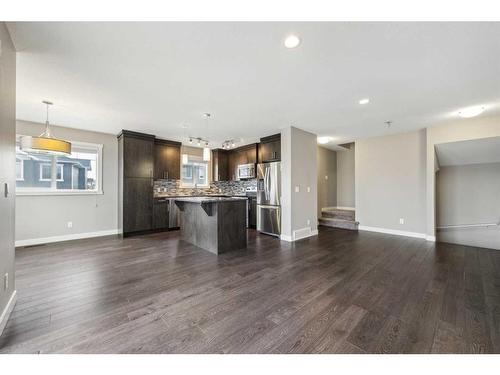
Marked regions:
[117,130,282,253]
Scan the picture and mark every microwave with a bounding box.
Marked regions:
[237,163,256,179]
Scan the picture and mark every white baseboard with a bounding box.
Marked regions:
[0,290,17,337]
[280,227,318,242]
[15,229,121,247]
[358,225,427,240]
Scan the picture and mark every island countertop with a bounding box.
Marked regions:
[174,196,248,204]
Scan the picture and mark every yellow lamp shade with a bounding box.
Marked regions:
[20,136,72,156]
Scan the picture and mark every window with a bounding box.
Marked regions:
[16,136,103,195]
[39,163,64,181]
[16,159,24,181]
[181,155,209,188]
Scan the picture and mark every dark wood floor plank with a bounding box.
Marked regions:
[1,227,499,353]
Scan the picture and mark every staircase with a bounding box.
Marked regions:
[319,208,359,231]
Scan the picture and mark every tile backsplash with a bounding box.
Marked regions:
[154,179,257,197]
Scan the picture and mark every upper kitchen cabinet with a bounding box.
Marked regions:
[154,139,181,180]
[244,143,258,164]
[119,130,155,178]
[212,149,229,181]
[259,133,281,162]
[227,143,258,180]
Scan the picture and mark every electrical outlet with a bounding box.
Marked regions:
[307,186,311,193]
[4,273,8,291]
[67,221,73,228]
[399,218,405,225]
[325,175,328,180]
[295,186,300,193]
[307,219,311,225]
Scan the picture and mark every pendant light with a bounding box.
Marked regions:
[20,101,71,155]
[202,113,211,162]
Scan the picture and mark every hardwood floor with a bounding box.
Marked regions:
[1,227,499,354]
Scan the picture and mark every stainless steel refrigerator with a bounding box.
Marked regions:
[257,162,281,237]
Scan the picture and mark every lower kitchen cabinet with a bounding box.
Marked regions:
[123,177,154,234]
[153,198,169,230]
[248,197,257,228]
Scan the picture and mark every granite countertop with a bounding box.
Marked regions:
[174,196,248,203]
[154,194,247,199]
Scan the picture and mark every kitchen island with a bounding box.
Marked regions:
[174,197,247,254]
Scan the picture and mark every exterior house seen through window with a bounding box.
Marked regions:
[16,136,103,195]
[181,155,209,188]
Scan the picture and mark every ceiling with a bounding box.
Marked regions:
[7,22,500,149]
[436,136,500,167]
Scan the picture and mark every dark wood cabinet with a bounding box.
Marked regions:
[226,143,258,181]
[153,198,169,230]
[154,139,181,180]
[248,197,257,228]
[228,150,238,181]
[212,149,229,181]
[122,131,155,178]
[259,133,281,162]
[118,130,156,236]
[123,177,154,233]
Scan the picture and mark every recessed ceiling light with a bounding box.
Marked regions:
[458,106,485,118]
[317,136,332,145]
[284,34,301,49]
[359,98,370,105]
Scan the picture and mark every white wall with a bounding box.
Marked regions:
[426,115,500,238]
[281,126,318,241]
[15,120,119,245]
[436,162,500,250]
[0,22,17,333]
[317,146,337,215]
[356,129,427,236]
[336,145,355,208]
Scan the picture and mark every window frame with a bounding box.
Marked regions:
[39,163,64,182]
[16,159,24,181]
[180,155,209,189]
[16,136,104,196]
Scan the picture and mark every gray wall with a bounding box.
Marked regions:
[16,120,118,243]
[426,116,500,238]
[281,126,318,240]
[0,23,16,331]
[356,129,427,234]
[336,145,355,208]
[317,146,337,215]
[436,163,500,250]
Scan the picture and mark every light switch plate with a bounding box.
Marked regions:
[399,218,405,224]
[307,186,311,193]
[295,186,300,193]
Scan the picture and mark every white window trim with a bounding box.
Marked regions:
[16,159,24,181]
[16,137,104,196]
[39,163,64,182]
[180,155,210,189]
